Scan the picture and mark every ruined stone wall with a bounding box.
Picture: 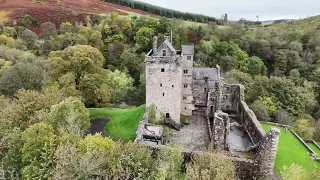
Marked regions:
[212,111,230,151]
[146,57,183,124]
[254,128,280,178]
[221,84,265,145]
[221,84,242,113]
[239,101,266,145]
[135,107,150,142]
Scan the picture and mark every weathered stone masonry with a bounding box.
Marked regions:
[137,38,281,179]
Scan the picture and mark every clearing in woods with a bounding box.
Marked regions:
[88,105,146,141]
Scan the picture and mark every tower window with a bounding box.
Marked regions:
[183,70,188,74]
[163,93,164,96]
[161,68,165,72]
[162,50,166,56]
[172,85,174,88]
[183,96,187,100]
[160,83,162,87]
[187,56,192,60]
[184,84,188,88]
[185,107,187,110]
[204,88,207,91]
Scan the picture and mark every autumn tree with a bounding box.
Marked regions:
[0,63,45,96]
[36,97,90,135]
[48,45,110,106]
[134,27,154,51]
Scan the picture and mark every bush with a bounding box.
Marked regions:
[186,152,235,180]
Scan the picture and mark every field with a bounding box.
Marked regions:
[308,143,320,156]
[262,124,319,172]
[88,105,146,141]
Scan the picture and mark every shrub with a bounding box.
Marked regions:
[186,152,235,180]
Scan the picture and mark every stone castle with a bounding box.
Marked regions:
[136,37,281,179]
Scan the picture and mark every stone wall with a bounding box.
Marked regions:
[254,128,280,178]
[212,111,230,151]
[145,57,183,124]
[239,101,266,145]
[135,107,150,142]
[221,84,242,113]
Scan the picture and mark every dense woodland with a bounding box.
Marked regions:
[0,12,320,179]
[103,0,217,23]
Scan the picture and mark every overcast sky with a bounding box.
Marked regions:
[138,0,320,21]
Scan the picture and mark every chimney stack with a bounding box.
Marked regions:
[153,36,158,52]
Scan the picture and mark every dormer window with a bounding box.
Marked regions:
[162,50,167,56]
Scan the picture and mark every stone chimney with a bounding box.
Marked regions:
[153,36,158,52]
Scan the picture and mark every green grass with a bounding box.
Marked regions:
[308,143,320,156]
[262,124,319,172]
[88,105,146,141]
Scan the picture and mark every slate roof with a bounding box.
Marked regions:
[193,68,219,80]
[182,45,194,55]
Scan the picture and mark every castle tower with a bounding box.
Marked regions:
[181,45,194,116]
[145,37,183,124]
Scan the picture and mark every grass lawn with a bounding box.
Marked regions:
[262,124,319,172]
[308,143,320,156]
[88,105,146,141]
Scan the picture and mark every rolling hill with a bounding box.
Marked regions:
[0,0,157,33]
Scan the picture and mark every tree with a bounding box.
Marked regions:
[275,109,293,125]
[36,97,90,135]
[0,128,23,179]
[247,56,267,75]
[273,49,288,73]
[2,27,17,38]
[134,27,154,51]
[219,55,237,72]
[0,35,15,48]
[0,58,12,77]
[294,119,315,139]
[59,22,73,33]
[48,45,110,106]
[250,101,270,122]
[21,123,55,166]
[106,69,135,104]
[21,14,39,28]
[20,29,38,48]
[106,41,125,70]
[0,89,67,133]
[0,63,44,96]
[209,41,250,72]
[186,152,235,180]
[40,22,57,39]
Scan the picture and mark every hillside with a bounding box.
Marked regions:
[262,15,320,32]
[0,0,157,33]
